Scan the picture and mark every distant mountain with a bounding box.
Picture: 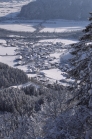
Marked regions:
[18,0,92,20]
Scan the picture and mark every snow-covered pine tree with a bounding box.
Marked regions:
[81,12,92,41]
[69,13,92,105]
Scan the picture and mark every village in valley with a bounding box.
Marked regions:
[1,36,68,85]
[0,18,88,85]
[0,0,88,85]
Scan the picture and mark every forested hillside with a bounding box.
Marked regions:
[0,62,29,88]
[19,0,92,20]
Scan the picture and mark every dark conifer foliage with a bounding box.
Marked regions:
[65,15,92,136]
[0,62,29,88]
[0,88,33,115]
[80,13,92,41]
[69,13,92,91]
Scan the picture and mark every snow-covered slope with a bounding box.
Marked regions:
[19,0,92,20]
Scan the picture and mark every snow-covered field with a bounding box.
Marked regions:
[0,56,15,67]
[42,68,64,80]
[0,46,15,55]
[40,19,88,33]
[39,38,78,45]
[0,19,88,32]
[0,39,6,44]
[42,68,74,85]
[0,23,36,32]
[0,0,33,18]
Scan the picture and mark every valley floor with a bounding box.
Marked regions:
[0,0,88,86]
[0,35,77,86]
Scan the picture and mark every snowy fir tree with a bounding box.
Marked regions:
[41,13,92,139]
[69,12,92,95]
[81,12,92,41]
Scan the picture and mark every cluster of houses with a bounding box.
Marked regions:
[1,38,65,84]
[14,41,63,74]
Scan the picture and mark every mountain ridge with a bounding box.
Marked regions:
[18,0,92,20]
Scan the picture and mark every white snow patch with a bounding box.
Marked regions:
[42,68,74,85]
[50,52,61,59]
[42,69,65,81]
[0,23,35,32]
[85,42,92,46]
[0,39,6,44]
[0,56,15,67]
[27,74,37,78]
[0,46,15,55]
[39,39,78,45]
[40,19,88,32]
